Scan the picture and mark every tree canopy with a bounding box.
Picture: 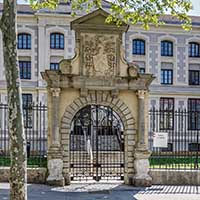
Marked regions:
[30,0,193,30]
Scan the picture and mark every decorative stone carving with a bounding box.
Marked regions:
[127,63,139,78]
[51,88,61,97]
[82,33,117,77]
[60,60,72,74]
[47,159,64,186]
[137,90,146,99]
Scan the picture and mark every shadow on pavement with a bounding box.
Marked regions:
[0,183,200,200]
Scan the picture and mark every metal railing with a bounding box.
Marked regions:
[0,102,47,168]
[149,108,200,170]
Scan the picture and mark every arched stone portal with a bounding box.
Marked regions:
[42,9,155,187]
[60,94,136,184]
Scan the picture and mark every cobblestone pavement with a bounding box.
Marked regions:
[1,182,200,200]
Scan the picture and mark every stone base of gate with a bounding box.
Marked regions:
[46,158,65,186]
[63,172,71,185]
[133,150,152,187]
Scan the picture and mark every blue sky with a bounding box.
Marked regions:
[3,0,200,16]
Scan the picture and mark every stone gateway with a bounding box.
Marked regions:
[42,9,154,187]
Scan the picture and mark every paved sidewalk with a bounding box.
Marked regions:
[1,182,200,200]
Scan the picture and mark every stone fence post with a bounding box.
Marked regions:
[133,90,152,187]
[46,87,64,186]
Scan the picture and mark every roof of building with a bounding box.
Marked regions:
[0,2,200,26]
[0,3,35,14]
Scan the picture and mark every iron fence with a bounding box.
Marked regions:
[149,108,200,170]
[0,102,47,168]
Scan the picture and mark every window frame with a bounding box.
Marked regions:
[139,68,145,74]
[50,32,64,49]
[17,33,31,49]
[161,69,173,85]
[161,40,173,57]
[189,70,200,85]
[188,143,200,152]
[50,63,60,70]
[188,98,200,130]
[22,94,33,128]
[19,61,31,80]
[161,143,173,152]
[189,42,200,58]
[159,98,174,130]
[132,39,145,55]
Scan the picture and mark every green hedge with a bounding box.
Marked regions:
[0,156,47,168]
[150,156,200,169]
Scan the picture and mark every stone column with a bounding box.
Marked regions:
[47,88,65,186]
[137,90,147,150]
[134,90,152,187]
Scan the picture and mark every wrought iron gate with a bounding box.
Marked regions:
[70,105,124,181]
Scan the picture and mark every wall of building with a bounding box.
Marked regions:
[0,4,200,111]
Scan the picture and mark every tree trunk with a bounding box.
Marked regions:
[0,0,27,199]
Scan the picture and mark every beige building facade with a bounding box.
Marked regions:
[0,2,200,111]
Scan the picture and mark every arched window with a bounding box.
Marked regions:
[132,39,145,55]
[18,33,31,49]
[161,40,173,56]
[189,42,200,57]
[50,32,64,49]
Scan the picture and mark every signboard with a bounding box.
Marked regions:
[153,132,168,148]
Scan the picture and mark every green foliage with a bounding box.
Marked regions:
[0,156,47,168]
[30,0,192,30]
[150,156,200,169]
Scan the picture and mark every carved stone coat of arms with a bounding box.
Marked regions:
[82,34,117,77]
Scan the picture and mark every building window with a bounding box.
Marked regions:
[19,61,31,79]
[139,68,145,74]
[50,33,64,49]
[188,99,200,130]
[22,94,33,128]
[161,143,173,152]
[189,42,200,57]
[161,69,173,84]
[188,143,200,152]
[160,98,174,130]
[189,70,200,85]
[18,33,31,49]
[132,39,145,55]
[161,40,173,56]
[50,63,59,70]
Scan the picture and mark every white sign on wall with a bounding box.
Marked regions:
[153,132,168,148]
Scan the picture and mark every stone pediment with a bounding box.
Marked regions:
[71,9,128,32]
[42,8,155,91]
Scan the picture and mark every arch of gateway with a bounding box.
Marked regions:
[42,9,155,187]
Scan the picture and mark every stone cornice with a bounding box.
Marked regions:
[41,70,154,91]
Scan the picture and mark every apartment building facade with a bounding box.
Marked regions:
[0,2,200,117]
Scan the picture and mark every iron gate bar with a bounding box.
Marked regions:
[149,108,200,170]
[70,105,125,181]
[0,102,47,168]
